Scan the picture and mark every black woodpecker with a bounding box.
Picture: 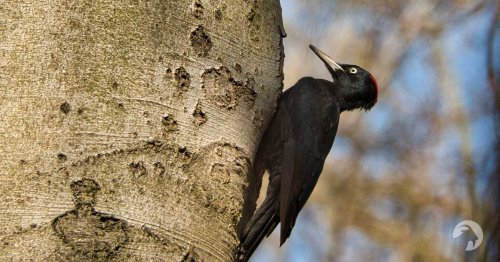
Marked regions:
[238,45,379,261]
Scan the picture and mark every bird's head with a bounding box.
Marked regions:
[309,45,378,111]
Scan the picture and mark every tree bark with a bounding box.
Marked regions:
[0,1,284,261]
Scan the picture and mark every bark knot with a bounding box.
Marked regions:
[52,179,129,260]
[190,25,212,57]
[201,67,256,110]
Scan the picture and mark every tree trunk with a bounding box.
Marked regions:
[0,1,284,261]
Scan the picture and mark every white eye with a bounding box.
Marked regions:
[349,67,358,74]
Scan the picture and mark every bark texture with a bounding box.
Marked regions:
[0,1,284,261]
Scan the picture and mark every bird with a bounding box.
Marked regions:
[238,45,378,261]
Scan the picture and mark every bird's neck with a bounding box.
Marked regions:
[338,96,367,112]
[324,79,366,112]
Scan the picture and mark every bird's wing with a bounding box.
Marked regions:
[279,83,340,245]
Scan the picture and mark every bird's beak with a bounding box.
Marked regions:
[309,45,344,72]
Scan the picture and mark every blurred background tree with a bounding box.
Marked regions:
[252,0,499,261]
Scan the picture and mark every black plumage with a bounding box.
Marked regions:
[238,45,378,261]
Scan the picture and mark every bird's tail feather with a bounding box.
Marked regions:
[238,191,279,262]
